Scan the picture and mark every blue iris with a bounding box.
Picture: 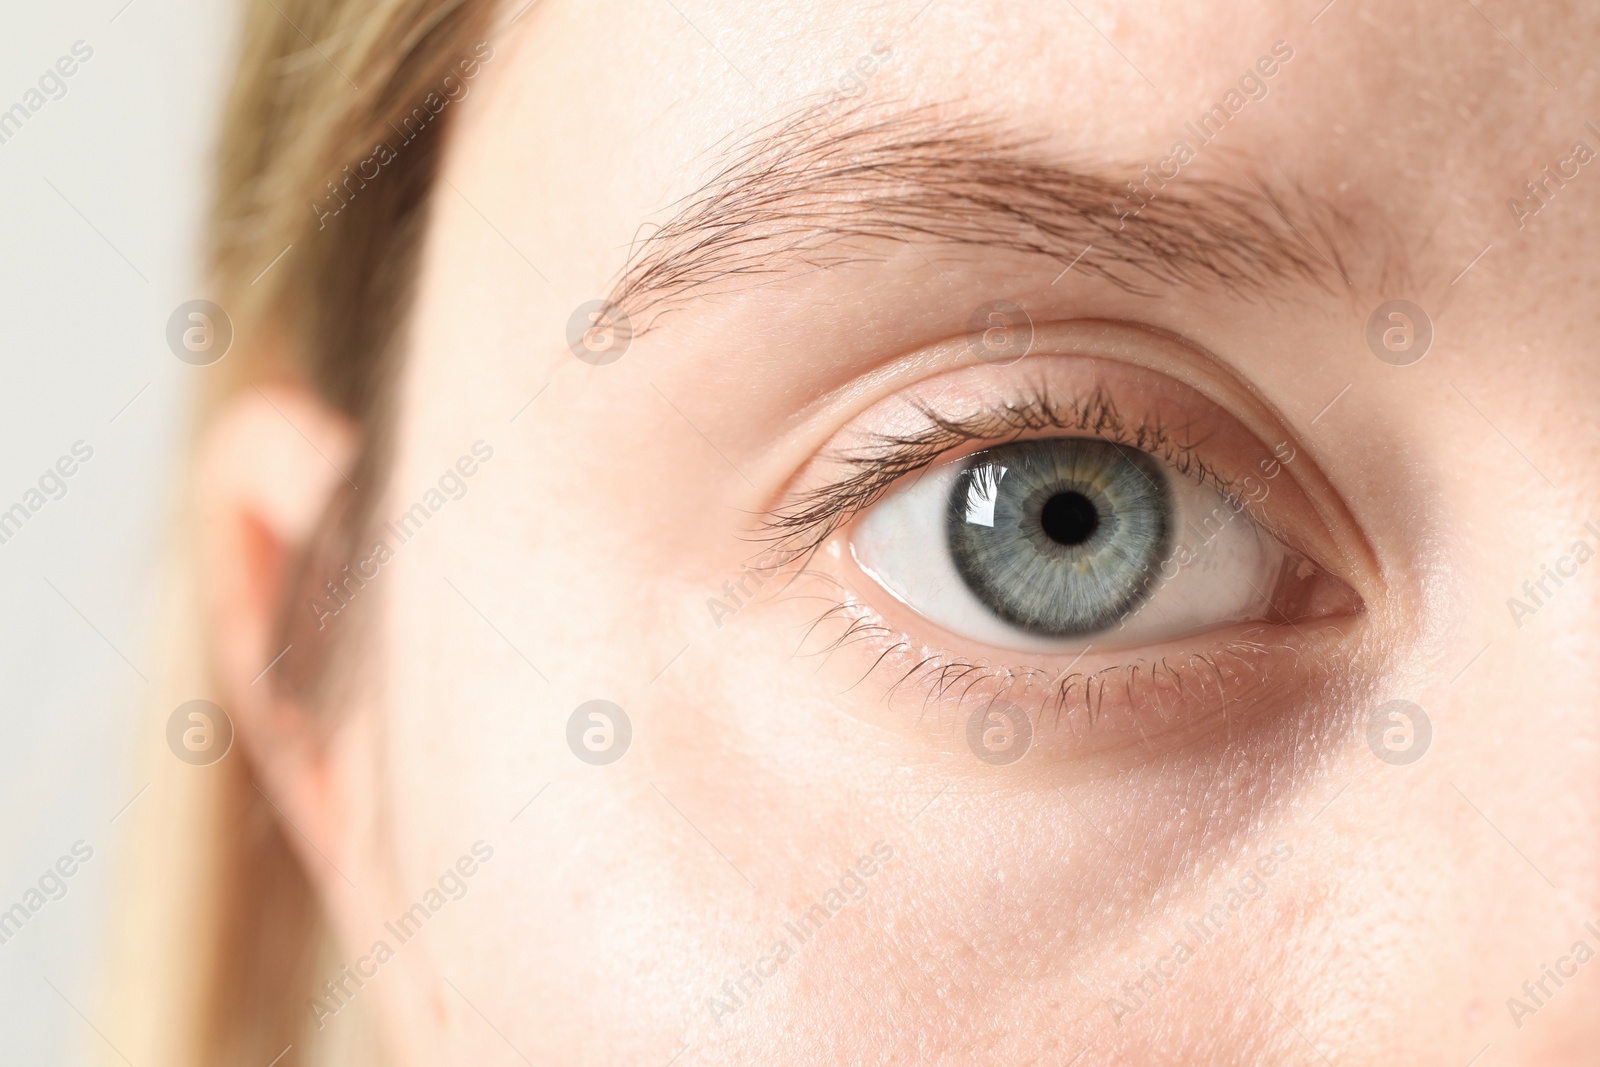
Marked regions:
[945,437,1172,636]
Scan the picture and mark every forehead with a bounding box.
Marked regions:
[448,0,1582,285]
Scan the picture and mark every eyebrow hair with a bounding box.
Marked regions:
[607,103,1360,331]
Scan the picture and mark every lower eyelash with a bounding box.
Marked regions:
[780,570,1302,736]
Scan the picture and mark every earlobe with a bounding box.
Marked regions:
[196,381,358,784]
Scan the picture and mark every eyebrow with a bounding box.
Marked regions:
[607,103,1359,330]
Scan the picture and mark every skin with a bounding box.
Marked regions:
[203,0,1600,1063]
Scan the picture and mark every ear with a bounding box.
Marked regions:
[196,380,360,853]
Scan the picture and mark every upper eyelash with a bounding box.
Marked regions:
[757,382,1242,569]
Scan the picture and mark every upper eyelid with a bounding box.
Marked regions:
[753,308,1389,604]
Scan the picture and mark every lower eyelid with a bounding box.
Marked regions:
[782,564,1360,763]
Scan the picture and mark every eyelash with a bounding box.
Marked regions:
[798,596,1287,730]
[759,382,1241,569]
[752,381,1313,733]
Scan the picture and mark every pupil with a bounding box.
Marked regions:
[1039,491,1099,546]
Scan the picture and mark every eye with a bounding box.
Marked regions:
[762,337,1372,753]
[851,434,1337,652]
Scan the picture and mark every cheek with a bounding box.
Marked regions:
[438,580,1347,1059]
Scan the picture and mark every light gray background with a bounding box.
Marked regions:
[0,0,235,1061]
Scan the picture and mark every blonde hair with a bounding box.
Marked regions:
[100,1,498,1063]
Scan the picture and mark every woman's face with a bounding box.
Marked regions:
[279,1,1600,1062]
